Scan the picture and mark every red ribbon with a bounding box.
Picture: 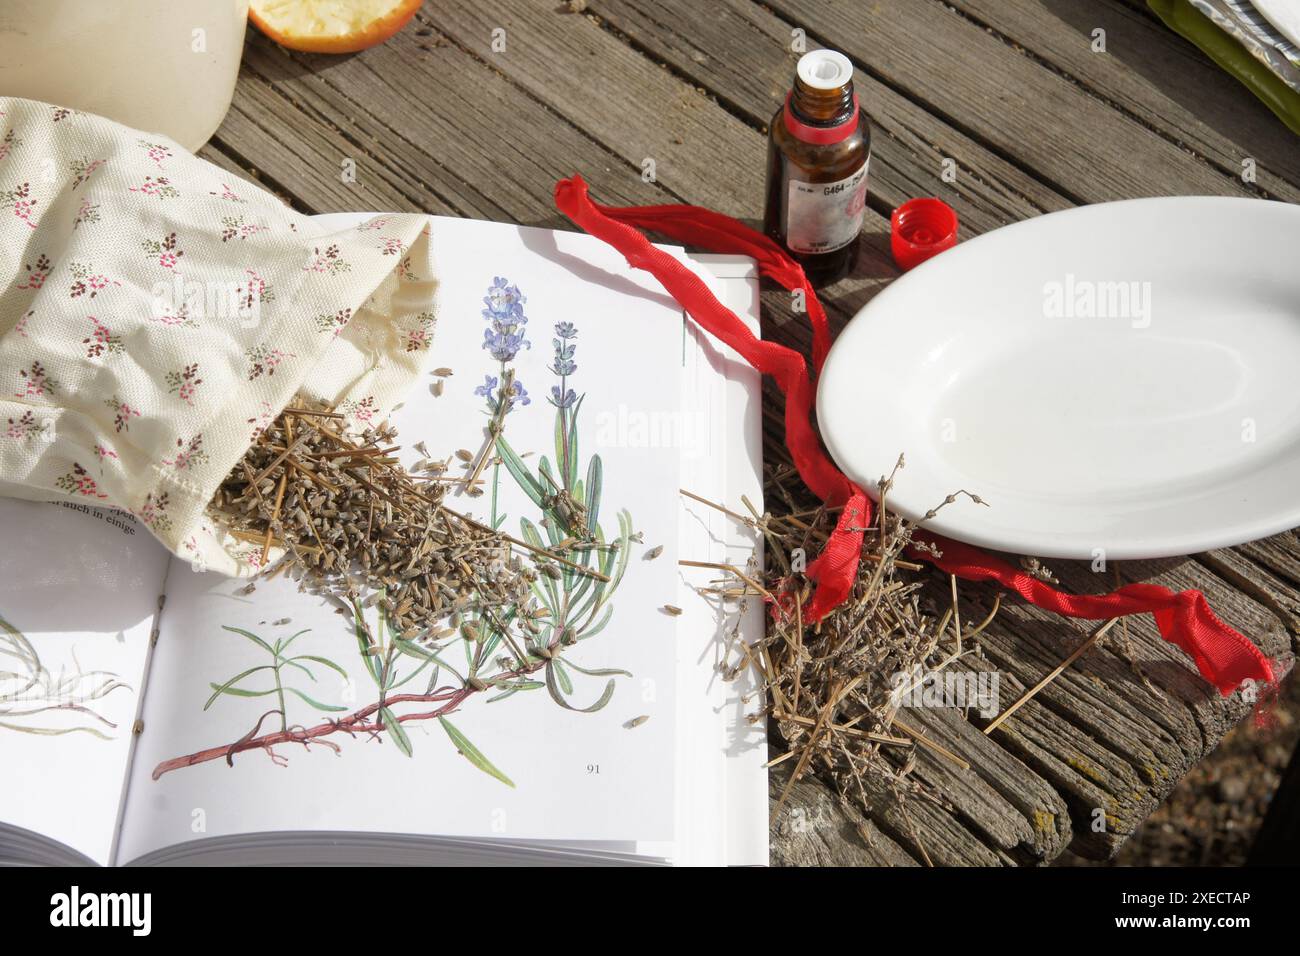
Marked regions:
[553,175,1275,697]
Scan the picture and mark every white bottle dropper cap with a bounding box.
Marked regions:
[796,50,853,90]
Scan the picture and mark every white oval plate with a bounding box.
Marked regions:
[1253,0,1300,49]
[818,197,1300,559]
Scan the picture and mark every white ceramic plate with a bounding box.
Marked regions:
[1253,0,1300,49]
[818,197,1300,559]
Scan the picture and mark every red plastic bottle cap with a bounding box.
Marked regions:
[891,198,958,271]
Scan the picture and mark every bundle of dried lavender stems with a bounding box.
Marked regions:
[208,400,604,653]
[690,454,1011,846]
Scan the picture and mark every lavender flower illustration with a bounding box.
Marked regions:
[549,321,580,485]
[475,375,530,409]
[465,277,532,523]
[481,276,530,364]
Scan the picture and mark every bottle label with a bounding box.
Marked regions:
[785,157,869,255]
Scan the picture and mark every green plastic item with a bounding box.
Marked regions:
[1148,0,1300,136]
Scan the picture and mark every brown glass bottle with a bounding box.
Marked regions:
[764,50,870,285]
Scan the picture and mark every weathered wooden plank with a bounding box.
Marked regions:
[1198,548,1300,643]
[994,600,1201,758]
[900,704,1073,861]
[762,0,1254,201]
[197,139,317,212]
[215,55,440,214]
[1233,532,1300,609]
[586,0,1073,236]
[423,0,772,217]
[237,27,673,223]
[832,758,1012,865]
[963,603,1191,849]
[768,761,919,866]
[947,0,1300,198]
[936,649,1154,856]
[417,0,889,466]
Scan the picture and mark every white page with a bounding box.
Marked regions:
[705,259,768,866]
[0,497,166,865]
[659,255,768,866]
[118,215,686,860]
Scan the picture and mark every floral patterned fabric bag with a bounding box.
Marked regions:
[0,97,439,574]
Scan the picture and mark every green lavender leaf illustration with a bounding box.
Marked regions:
[578,605,615,642]
[552,658,574,695]
[207,625,345,731]
[288,654,349,680]
[554,397,567,488]
[584,455,602,536]
[393,638,459,686]
[487,680,545,703]
[560,659,632,679]
[439,716,515,787]
[565,395,584,490]
[350,599,384,689]
[381,705,413,757]
[544,662,616,713]
[285,687,348,712]
[221,625,275,656]
[204,665,275,709]
[496,435,545,508]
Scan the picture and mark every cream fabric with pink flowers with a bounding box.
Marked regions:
[0,97,439,574]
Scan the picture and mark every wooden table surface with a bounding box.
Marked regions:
[208,0,1300,865]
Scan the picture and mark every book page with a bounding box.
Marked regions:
[670,256,768,866]
[0,497,167,865]
[118,216,691,860]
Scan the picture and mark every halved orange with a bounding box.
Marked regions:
[249,0,423,54]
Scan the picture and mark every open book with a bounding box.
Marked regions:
[0,214,767,866]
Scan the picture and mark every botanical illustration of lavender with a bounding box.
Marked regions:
[472,276,531,529]
[151,279,635,786]
[549,321,580,493]
[470,279,636,727]
[491,296,635,719]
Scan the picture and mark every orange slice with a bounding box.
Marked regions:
[249,0,423,54]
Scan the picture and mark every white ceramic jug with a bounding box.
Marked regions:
[0,0,248,152]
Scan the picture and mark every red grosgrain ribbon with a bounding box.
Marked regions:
[917,535,1274,695]
[553,175,1274,696]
